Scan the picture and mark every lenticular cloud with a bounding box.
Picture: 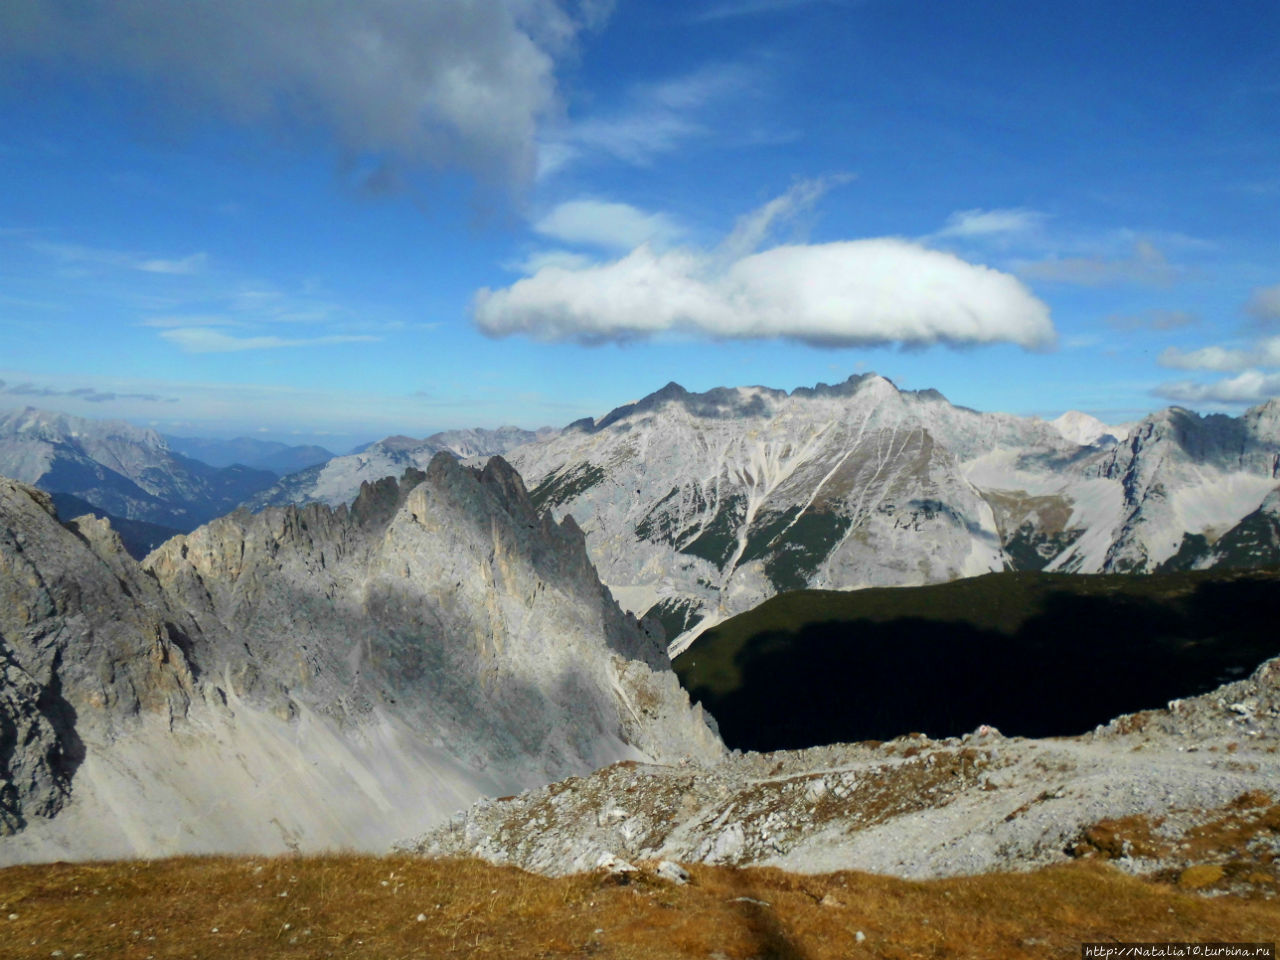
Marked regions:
[473,237,1056,349]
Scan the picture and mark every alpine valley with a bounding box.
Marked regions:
[2,372,1279,875]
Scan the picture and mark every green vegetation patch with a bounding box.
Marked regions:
[1211,508,1280,567]
[738,506,800,565]
[1157,533,1213,573]
[634,485,693,545]
[678,493,746,570]
[762,508,853,592]
[642,596,705,643]
[529,463,606,511]
[1003,522,1083,571]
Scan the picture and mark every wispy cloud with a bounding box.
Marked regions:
[1106,309,1199,331]
[159,329,380,354]
[1245,283,1280,327]
[1159,336,1280,373]
[539,61,757,173]
[691,0,848,22]
[30,242,209,275]
[0,379,175,403]
[934,207,1049,240]
[1014,239,1180,287]
[720,174,852,261]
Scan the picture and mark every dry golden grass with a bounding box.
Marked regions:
[0,853,1276,960]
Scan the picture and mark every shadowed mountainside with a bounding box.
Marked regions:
[675,569,1280,751]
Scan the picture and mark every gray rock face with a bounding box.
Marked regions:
[0,457,720,864]
[226,377,1280,658]
[0,406,277,530]
[405,655,1280,880]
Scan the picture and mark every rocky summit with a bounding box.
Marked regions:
[0,456,720,865]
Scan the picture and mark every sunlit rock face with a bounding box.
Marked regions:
[0,457,721,864]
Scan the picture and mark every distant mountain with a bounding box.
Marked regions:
[498,374,1279,655]
[1051,410,1123,447]
[0,459,719,861]
[0,407,278,530]
[246,425,558,510]
[163,434,335,475]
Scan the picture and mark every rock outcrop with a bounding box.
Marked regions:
[0,458,721,864]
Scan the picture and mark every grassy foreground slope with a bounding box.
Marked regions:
[1,854,1276,959]
[675,569,1280,751]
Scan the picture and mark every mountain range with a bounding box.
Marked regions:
[161,434,336,475]
[497,374,1280,652]
[7,378,1279,659]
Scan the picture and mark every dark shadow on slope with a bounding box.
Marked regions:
[677,572,1280,751]
[725,868,814,960]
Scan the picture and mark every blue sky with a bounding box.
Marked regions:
[1,0,1277,450]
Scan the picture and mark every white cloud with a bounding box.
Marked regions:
[1,1,604,186]
[474,229,1055,350]
[160,328,379,354]
[1158,336,1280,372]
[936,208,1047,239]
[1246,283,1280,326]
[534,199,683,250]
[1154,370,1280,406]
[1015,239,1179,287]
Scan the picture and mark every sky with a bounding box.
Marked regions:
[1,0,1277,451]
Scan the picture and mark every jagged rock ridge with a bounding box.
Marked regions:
[0,456,720,864]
